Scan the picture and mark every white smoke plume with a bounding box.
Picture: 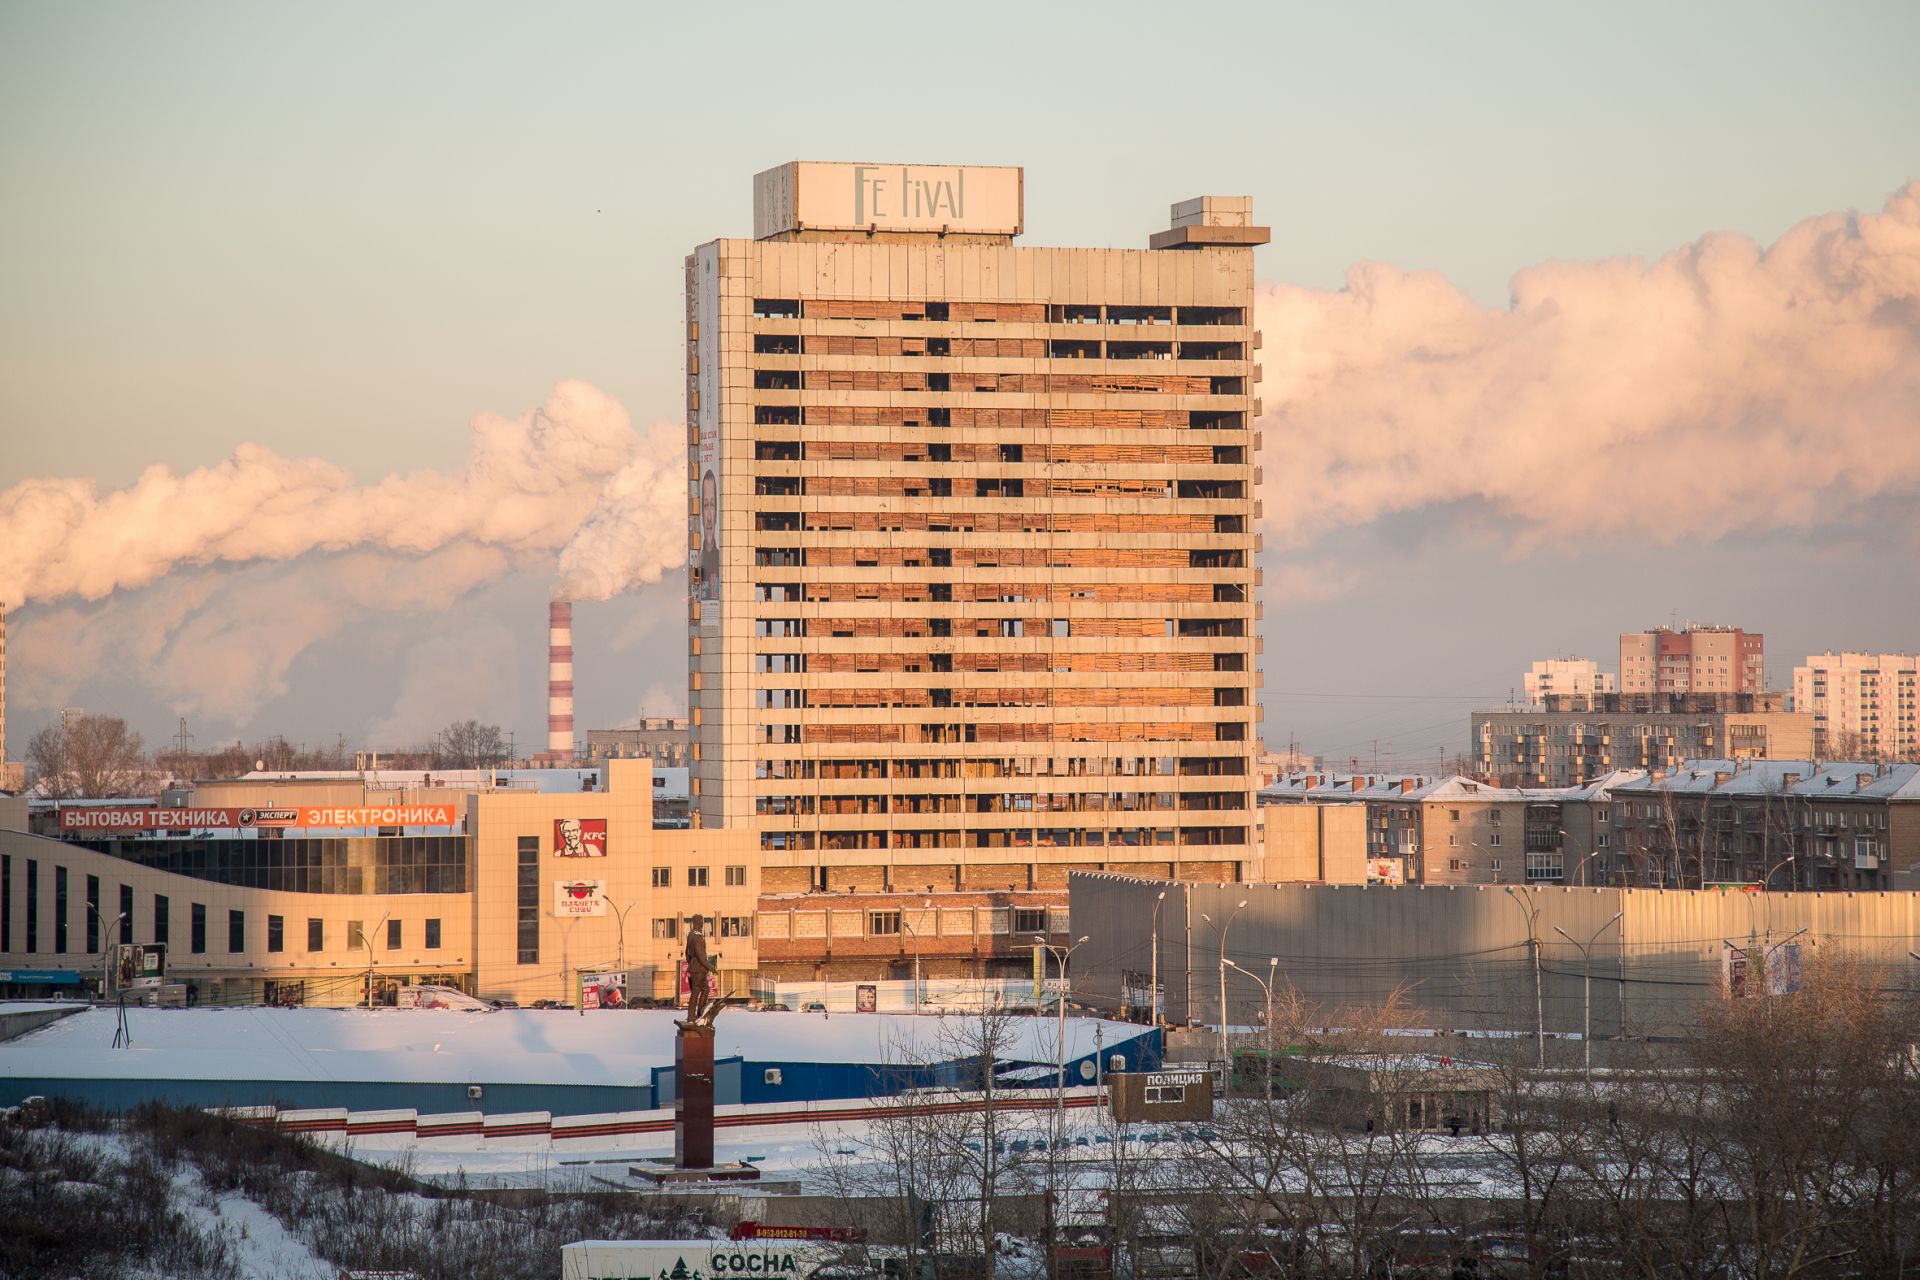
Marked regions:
[0,379,684,608]
[1256,181,1920,549]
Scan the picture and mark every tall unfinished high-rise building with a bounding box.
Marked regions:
[687,163,1267,980]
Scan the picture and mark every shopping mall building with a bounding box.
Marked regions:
[0,761,759,1007]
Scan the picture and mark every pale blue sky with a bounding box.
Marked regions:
[2,2,1917,762]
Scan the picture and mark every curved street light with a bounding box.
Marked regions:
[1761,855,1797,892]
[1553,911,1624,1076]
[1502,886,1545,1068]
[1223,955,1281,1091]
[1199,898,1250,1089]
[1030,933,1092,1143]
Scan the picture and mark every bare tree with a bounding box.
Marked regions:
[436,721,508,770]
[27,713,152,798]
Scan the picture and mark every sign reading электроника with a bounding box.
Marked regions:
[753,162,1024,239]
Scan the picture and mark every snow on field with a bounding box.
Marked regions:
[167,1164,335,1280]
[2,1005,1143,1086]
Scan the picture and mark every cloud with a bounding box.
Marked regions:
[363,617,521,749]
[8,545,512,728]
[0,379,684,607]
[1255,181,1920,550]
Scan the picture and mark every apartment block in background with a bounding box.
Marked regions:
[1472,692,1812,787]
[687,162,1266,981]
[1792,652,1920,760]
[1619,625,1764,695]
[1521,657,1616,708]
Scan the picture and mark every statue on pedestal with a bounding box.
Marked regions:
[679,912,740,1028]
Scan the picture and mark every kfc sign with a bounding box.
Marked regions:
[553,817,608,857]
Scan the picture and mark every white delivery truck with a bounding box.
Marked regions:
[562,1240,862,1280]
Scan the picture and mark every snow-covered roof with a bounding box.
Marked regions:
[1606,760,1920,801]
[228,768,606,794]
[1260,773,1612,805]
[0,1007,1149,1088]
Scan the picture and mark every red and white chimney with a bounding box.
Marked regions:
[547,599,574,757]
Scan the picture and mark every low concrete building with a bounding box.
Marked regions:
[1294,1054,1504,1134]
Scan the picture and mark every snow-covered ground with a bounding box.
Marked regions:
[2,1005,1148,1088]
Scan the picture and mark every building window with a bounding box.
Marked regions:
[228,910,245,953]
[1014,908,1048,935]
[119,885,132,944]
[85,875,100,953]
[1145,1084,1187,1104]
[268,915,285,953]
[425,918,442,949]
[652,867,672,888]
[1490,834,1502,847]
[869,911,902,936]
[1447,834,1458,847]
[308,918,324,951]
[517,835,540,965]
[725,865,747,887]
[154,894,168,947]
[651,917,678,939]
[688,867,710,887]
[1491,859,1503,873]
[387,918,402,950]
[1596,834,1610,848]
[25,861,38,953]
[1449,859,1463,872]
[0,856,9,952]
[54,866,68,954]
[190,903,207,955]
[348,920,365,950]
[720,916,753,938]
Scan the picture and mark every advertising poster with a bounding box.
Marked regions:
[677,961,720,1001]
[1725,941,1804,996]
[855,984,878,1013]
[552,817,608,857]
[693,242,721,604]
[1367,858,1405,885]
[579,970,628,1010]
[553,880,608,917]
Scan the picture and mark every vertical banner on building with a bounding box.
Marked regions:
[692,242,722,605]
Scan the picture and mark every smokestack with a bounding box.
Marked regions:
[548,599,574,758]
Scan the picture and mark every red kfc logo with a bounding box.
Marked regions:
[553,817,608,857]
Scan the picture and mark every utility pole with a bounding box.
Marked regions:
[171,719,194,775]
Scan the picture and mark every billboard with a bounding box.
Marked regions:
[113,943,166,989]
[855,984,878,1013]
[578,970,628,1010]
[553,880,607,917]
[552,817,608,857]
[59,805,458,832]
[753,162,1024,238]
[1724,941,1804,997]
[1366,858,1406,885]
[678,960,720,1002]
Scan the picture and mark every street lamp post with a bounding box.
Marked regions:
[85,905,128,1000]
[1199,899,1250,1091]
[364,911,392,1010]
[1149,889,1168,1026]
[1502,887,1546,1068]
[610,899,638,975]
[1761,855,1797,892]
[901,898,933,1010]
[1567,850,1608,888]
[1031,933,1091,1143]
[1224,956,1280,1093]
[1553,911,1624,1076]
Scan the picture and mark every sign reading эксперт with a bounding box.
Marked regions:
[753,162,1023,238]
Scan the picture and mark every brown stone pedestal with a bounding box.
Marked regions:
[675,1022,716,1169]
